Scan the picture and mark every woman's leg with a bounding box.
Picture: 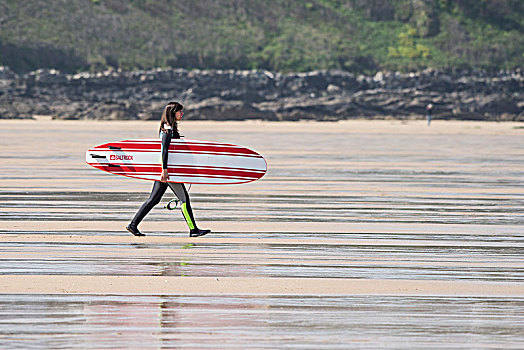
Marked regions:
[168,183,196,229]
[127,181,168,235]
[168,183,210,237]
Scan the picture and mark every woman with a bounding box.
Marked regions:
[126,101,211,237]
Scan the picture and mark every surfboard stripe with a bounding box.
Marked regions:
[115,139,246,148]
[88,172,262,182]
[122,175,247,184]
[91,164,263,179]
[113,173,257,181]
[94,142,258,156]
[91,170,258,182]
[92,169,254,183]
[90,149,263,159]
[87,157,266,173]
[89,162,266,173]
[105,171,258,181]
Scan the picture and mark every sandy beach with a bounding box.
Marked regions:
[1,117,523,348]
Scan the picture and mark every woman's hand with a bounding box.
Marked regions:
[160,169,169,183]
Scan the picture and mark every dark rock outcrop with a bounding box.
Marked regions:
[0,66,522,121]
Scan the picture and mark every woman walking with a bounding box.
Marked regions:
[126,102,211,237]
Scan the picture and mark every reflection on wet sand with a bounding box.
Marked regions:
[0,118,523,348]
[1,234,524,281]
[0,295,522,349]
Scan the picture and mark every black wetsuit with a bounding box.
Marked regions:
[129,127,198,230]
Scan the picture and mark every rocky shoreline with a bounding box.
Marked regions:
[0,66,522,121]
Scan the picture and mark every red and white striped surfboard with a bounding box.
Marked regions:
[85,138,267,185]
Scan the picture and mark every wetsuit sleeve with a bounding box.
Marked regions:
[161,131,172,169]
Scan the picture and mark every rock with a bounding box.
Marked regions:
[0,66,522,121]
[53,100,140,120]
[188,98,277,121]
[373,71,384,83]
[326,84,341,94]
[0,66,16,80]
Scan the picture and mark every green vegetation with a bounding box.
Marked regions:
[388,25,431,70]
[0,0,522,73]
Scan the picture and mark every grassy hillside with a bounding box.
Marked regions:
[0,0,522,73]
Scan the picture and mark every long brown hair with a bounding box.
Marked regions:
[159,101,183,137]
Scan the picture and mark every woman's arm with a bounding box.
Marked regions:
[160,130,172,182]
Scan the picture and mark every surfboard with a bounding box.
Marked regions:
[85,138,267,185]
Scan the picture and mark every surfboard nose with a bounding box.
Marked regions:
[86,150,105,163]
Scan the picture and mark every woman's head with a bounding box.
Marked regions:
[160,101,183,136]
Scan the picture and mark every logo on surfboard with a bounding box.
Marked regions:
[110,154,133,161]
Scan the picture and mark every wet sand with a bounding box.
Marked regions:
[1,117,523,348]
[2,275,523,296]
